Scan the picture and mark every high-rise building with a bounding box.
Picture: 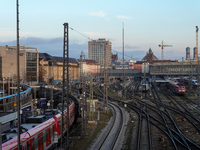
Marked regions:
[88,38,112,67]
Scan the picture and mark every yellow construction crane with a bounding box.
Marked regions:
[158,41,172,61]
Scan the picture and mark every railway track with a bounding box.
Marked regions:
[122,80,200,149]
[92,102,123,150]
[71,80,200,149]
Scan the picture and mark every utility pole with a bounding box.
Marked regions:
[103,43,108,113]
[189,60,192,93]
[122,22,126,101]
[132,78,135,101]
[89,75,94,121]
[16,1,21,149]
[80,52,87,135]
[62,22,69,149]
[198,57,200,101]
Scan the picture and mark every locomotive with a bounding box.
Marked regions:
[165,79,186,95]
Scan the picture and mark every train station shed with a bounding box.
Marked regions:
[153,78,168,83]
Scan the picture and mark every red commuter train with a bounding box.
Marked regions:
[166,79,186,95]
[2,101,76,150]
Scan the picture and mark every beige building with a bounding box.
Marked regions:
[39,53,80,82]
[88,38,112,68]
[0,46,39,82]
[83,59,100,76]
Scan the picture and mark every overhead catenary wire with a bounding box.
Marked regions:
[69,26,137,60]
[69,27,91,41]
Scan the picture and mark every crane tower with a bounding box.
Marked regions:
[158,41,172,61]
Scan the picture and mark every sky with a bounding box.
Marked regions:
[0,0,200,61]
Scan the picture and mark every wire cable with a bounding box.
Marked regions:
[69,27,91,41]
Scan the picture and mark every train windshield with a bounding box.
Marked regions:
[179,86,185,89]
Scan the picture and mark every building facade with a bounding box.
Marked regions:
[83,59,100,76]
[39,53,80,82]
[88,38,112,68]
[150,61,200,76]
[0,46,39,82]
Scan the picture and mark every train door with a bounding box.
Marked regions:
[26,140,31,150]
[26,138,35,150]
[52,124,56,141]
[37,132,44,150]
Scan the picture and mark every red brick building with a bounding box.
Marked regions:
[134,48,178,72]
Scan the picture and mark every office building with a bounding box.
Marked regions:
[0,45,39,82]
[88,38,112,68]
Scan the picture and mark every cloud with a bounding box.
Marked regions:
[84,32,109,40]
[116,15,131,19]
[114,45,140,52]
[89,11,106,17]
[112,45,145,60]
[0,28,40,42]
[0,37,88,59]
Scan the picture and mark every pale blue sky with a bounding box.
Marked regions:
[0,0,200,60]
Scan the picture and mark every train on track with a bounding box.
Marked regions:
[165,79,186,95]
[139,80,149,92]
[2,100,78,150]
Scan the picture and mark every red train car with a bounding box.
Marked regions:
[2,102,75,150]
[166,79,186,95]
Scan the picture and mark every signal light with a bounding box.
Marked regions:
[79,88,83,94]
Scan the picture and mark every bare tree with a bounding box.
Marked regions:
[39,65,47,82]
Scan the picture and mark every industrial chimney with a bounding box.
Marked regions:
[186,47,190,60]
[195,26,199,61]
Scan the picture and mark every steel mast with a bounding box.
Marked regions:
[62,22,69,149]
[16,1,21,149]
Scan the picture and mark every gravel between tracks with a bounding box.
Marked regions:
[88,102,130,150]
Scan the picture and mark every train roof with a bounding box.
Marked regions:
[166,79,185,86]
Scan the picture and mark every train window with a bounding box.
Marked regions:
[46,130,48,141]
[41,134,43,146]
[49,128,51,139]
[38,137,40,147]
[35,137,37,149]
[27,143,30,150]
[32,139,35,150]
[38,136,41,147]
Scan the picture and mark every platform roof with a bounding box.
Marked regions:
[153,78,168,83]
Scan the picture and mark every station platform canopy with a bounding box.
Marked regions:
[153,78,168,83]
